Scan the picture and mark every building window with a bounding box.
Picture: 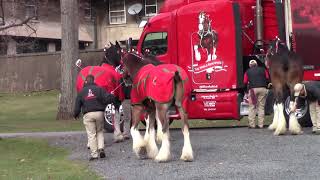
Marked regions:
[84,0,92,20]
[25,0,38,20]
[145,0,157,17]
[109,0,126,24]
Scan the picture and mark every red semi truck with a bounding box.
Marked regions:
[132,0,320,121]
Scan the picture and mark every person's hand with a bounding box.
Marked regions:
[267,83,272,89]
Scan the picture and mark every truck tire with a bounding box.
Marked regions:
[104,104,124,133]
[284,95,312,127]
[264,90,274,115]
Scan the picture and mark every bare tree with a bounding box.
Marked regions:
[0,0,52,54]
[56,0,79,120]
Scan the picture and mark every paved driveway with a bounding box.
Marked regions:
[33,127,320,180]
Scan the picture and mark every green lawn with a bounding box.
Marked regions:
[0,91,83,133]
[0,138,101,180]
[0,90,272,133]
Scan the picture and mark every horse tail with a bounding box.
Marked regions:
[174,71,181,83]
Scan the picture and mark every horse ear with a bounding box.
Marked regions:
[115,41,121,49]
[110,41,114,46]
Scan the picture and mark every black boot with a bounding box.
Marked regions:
[98,149,106,158]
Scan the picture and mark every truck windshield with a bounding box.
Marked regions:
[142,32,168,56]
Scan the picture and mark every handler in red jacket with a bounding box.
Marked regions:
[74,75,116,161]
[243,60,270,129]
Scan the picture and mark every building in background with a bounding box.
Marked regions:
[0,0,162,55]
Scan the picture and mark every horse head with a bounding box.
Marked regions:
[198,11,211,36]
[266,38,289,58]
[102,41,122,68]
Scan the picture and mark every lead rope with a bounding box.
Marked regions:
[110,81,125,94]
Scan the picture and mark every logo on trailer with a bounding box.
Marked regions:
[188,11,228,75]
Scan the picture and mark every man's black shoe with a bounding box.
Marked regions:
[98,149,106,158]
[89,157,98,161]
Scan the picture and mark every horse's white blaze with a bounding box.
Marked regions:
[180,126,194,162]
[131,127,146,157]
[289,110,302,135]
[207,54,212,62]
[156,117,163,143]
[155,131,171,162]
[144,116,150,142]
[146,127,159,159]
[274,103,287,135]
[268,104,279,131]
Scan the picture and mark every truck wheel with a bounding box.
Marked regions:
[284,96,312,127]
[104,104,124,133]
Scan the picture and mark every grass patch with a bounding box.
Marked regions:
[0,90,273,133]
[0,138,101,180]
[0,91,83,133]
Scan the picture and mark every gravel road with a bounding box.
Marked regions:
[2,127,320,180]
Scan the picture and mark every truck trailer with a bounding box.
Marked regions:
[133,0,320,122]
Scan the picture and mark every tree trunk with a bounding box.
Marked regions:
[57,0,79,120]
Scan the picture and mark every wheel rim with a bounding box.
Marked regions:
[104,104,124,126]
[284,97,308,119]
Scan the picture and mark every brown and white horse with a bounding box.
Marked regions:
[121,53,194,162]
[197,11,218,62]
[266,38,304,135]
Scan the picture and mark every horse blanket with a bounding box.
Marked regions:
[76,63,124,101]
[131,64,191,111]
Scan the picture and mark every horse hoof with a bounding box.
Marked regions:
[268,125,276,131]
[180,154,193,162]
[290,131,303,135]
[155,153,171,163]
[155,156,170,163]
[133,146,147,159]
[273,131,286,136]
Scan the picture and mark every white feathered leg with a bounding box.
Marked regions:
[131,127,147,158]
[268,104,279,130]
[145,113,158,159]
[146,126,159,159]
[156,117,163,143]
[288,101,302,135]
[274,103,287,135]
[155,130,171,162]
[144,115,150,142]
[180,126,194,162]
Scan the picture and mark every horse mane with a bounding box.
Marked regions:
[142,54,163,65]
[122,53,150,78]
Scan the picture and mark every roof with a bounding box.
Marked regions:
[0,20,93,42]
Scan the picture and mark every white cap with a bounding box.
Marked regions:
[249,59,257,66]
[294,83,304,96]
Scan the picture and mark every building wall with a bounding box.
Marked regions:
[0,50,104,93]
[97,0,164,47]
[0,0,164,51]
[0,0,95,55]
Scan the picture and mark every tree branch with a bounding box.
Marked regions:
[0,16,36,31]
